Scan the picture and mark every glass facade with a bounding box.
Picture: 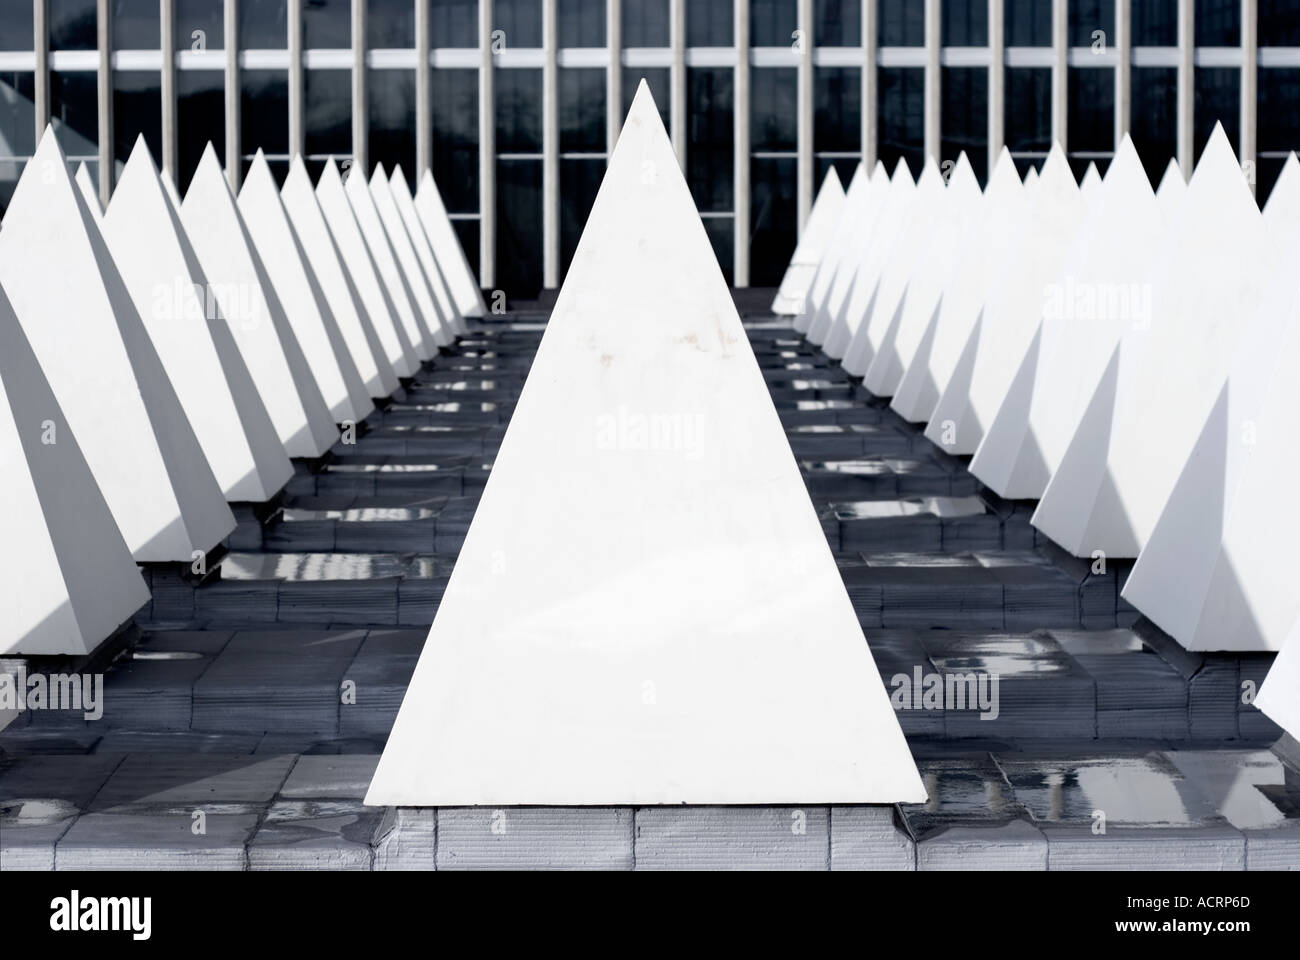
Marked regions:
[0,0,1296,292]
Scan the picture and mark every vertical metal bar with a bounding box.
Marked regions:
[607,0,621,153]
[34,0,49,143]
[97,0,111,203]
[225,0,240,190]
[1241,0,1257,194]
[543,0,558,288]
[416,0,431,175]
[1052,0,1067,151]
[479,0,495,289]
[796,0,812,229]
[1177,0,1194,176]
[989,0,1004,173]
[288,0,303,158]
[862,0,876,168]
[924,0,941,163]
[734,0,749,287]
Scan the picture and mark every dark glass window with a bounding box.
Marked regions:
[1260,0,1300,45]
[751,156,796,285]
[688,0,733,45]
[452,218,480,282]
[1257,68,1300,206]
[431,0,478,46]
[1,73,36,154]
[241,69,288,156]
[305,69,352,157]
[0,4,35,52]
[879,0,924,45]
[176,69,224,194]
[495,0,542,48]
[496,158,542,295]
[50,71,99,158]
[560,156,603,277]
[1132,0,1178,45]
[1259,68,1300,157]
[941,66,988,184]
[305,0,351,48]
[815,0,861,45]
[1005,67,1051,174]
[1194,66,1239,163]
[2,74,37,216]
[815,63,860,188]
[942,0,988,46]
[368,0,415,47]
[430,68,479,212]
[687,66,734,212]
[1067,67,1114,180]
[1069,0,1114,46]
[622,67,671,130]
[1005,0,1051,46]
[1195,0,1240,45]
[112,0,160,47]
[50,0,98,50]
[752,0,797,46]
[112,71,162,176]
[623,0,670,45]
[369,69,416,176]
[239,0,288,48]
[1131,66,1177,188]
[496,67,543,153]
[815,66,860,154]
[751,68,797,153]
[558,0,605,47]
[878,66,923,175]
[560,68,606,153]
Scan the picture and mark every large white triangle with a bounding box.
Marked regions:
[1257,617,1300,740]
[347,165,436,360]
[971,135,1165,499]
[180,145,339,458]
[0,129,235,561]
[864,152,983,397]
[316,159,419,379]
[390,164,467,337]
[239,151,374,425]
[0,284,150,656]
[281,155,401,398]
[414,168,487,318]
[1032,124,1273,558]
[101,138,292,503]
[1121,220,1300,651]
[818,159,916,355]
[771,167,844,315]
[926,144,1082,455]
[365,84,925,807]
[844,158,948,377]
[798,161,887,338]
[892,147,1027,424]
